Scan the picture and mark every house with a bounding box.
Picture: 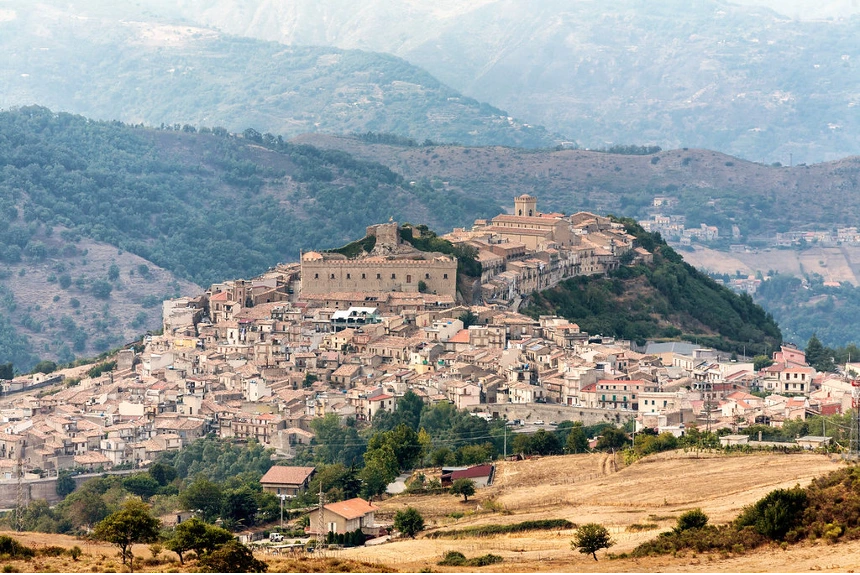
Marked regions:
[441,464,495,488]
[259,465,316,497]
[796,435,832,450]
[315,497,379,536]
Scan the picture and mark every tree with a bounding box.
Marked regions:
[166,518,233,564]
[675,508,709,532]
[221,486,259,527]
[92,499,161,572]
[596,427,629,450]
[122,473,161,500]
[571,523,614,561]
[753,354,774,371]
[108,264,120,282]
[91,279,113,299]
[458,311,478,328]
[56,472,76,498]
[393,507,425,538]
[180,478,223,523]
[0,362,13,380]
[148,462,177,486]
[451,478,476,502]
[31,360,57,375]
[566,422,589,454]
[197,539,267,573]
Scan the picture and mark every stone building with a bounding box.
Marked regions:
[300,222,458,298]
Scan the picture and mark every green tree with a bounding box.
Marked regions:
[458,311,478,328]
[148,462,177,486]
[122,474,161,500]
[166,518,233,564]
[56,472,76,498]
[450,478,476,502]
[571,523,614,561]
[221,486,259,527]
[180,478,223,523]
[675,508,708,532]
[92,499,161,572]
[596,427,629,450]
[753,355,774,371]
[197,539,267,573]
[0,363,13,380]
[31,360,57,375]
[393,507,425,539]
[108,264,120,282]
[565,422,589,454]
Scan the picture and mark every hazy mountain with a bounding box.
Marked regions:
[124,0,860,164]
[0,2,559,148]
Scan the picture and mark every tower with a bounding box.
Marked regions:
[514,194,537,217]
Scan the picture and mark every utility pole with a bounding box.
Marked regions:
[503,423,507,459]
[14,442,25,532]
[279,494,285,529]
[317,480,325,551]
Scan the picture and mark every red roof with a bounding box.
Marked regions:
[210,291,228,301]
[260,466,316,486]
[369,394,393,402]
[324,497,377,520]
[450,464,494,481]
[447,329,471,344]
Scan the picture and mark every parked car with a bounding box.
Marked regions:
[534,420,545,425]
[269,533,284,542]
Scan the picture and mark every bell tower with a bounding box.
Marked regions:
[514,194,537,217]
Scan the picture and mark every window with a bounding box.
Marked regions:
[314,273,319,279]
[376,274,381,279]
[330,273,335,279]
[443,273,448,279]
[391,273,396,279]
[406,274,411,283]
[361,273,366,279]
[425,273,430,279]
[346,273,351,279]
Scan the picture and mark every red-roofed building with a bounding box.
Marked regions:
[315,497,378,535]
[260,466,316,497]
[367,393,395,421]
[442,464,495,488]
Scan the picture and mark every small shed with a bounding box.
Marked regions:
[796,435,832,450]
[719,434,750,447]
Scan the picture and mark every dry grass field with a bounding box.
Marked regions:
[0,450,856,573]
[684,245,860,285]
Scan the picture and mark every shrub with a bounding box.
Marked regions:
[70,546,81,561]
[0,537,34,559]
[735,487,808,540]
[675,509,709,532]
[437,551,466,566]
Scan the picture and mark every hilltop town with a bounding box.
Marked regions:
[0,196,845,509]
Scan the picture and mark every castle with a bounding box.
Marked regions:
[299,223,458,299]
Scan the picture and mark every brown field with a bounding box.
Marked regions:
[0,450,856,572]
[684,245,860,285]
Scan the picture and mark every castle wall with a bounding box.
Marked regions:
[301,258,458,299]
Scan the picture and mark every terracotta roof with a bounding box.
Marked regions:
[324,497,377,520]
[260,466,316,486]
[447,329,471,344]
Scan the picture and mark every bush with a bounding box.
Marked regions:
[675,509,709,532]
[437,551,466,566]
[735,487,808,540]
[0,536,34,559]
[70,546,81,561]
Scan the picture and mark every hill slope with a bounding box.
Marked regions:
[523,220,782,356]
[293,134,860,239]
[0,3,558,148]
[125,0,860,164]
[0,107,504,369]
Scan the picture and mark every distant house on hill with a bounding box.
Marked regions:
[259,465,316,497]
[312,497,379,536]
[441,464,495,488]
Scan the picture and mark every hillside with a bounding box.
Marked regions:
[118,0,860,164]
[522,221,782,356]
[0,2,559,148]
[293,134,860,239]
[0,107,502,370]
